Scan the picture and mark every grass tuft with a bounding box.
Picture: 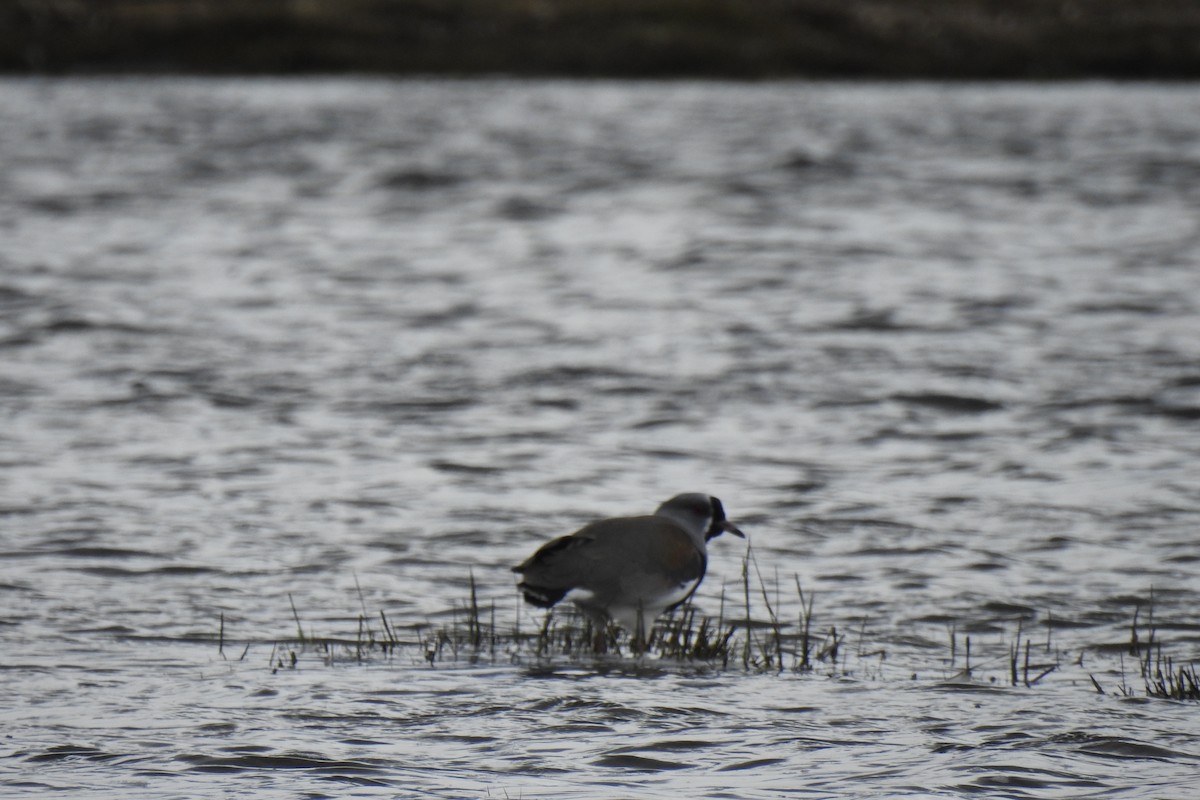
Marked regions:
[256,582,1193,700]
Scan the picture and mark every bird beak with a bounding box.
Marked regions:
[720,520,746,539]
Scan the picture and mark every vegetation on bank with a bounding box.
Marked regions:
[6,0,1200,78]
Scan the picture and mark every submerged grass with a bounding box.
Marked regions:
[1001,617,1059,688]
[257,552,851,675]
[1088,595,1200,702]
[249,575,1194,701]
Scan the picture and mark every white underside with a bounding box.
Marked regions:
[564,587,596,606]
[566,577,701,633]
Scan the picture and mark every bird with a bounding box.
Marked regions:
[511,493,745,640]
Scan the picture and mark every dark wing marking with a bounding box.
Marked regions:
[512,533,596,609]
[511,534,590,574]
[516,582,567,608]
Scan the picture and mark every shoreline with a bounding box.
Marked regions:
[5,1,1200,79]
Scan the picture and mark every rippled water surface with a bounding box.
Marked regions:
[2,78,1200,798]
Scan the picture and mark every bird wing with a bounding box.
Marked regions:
[537,517,700,583]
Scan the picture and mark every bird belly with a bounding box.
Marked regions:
[563,587,597,606]
[607,576,701,633]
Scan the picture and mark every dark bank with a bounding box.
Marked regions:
[6,0,1200,78]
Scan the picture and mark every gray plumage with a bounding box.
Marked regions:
[512,493,745,635]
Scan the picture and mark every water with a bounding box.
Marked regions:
[2,78,1199,798]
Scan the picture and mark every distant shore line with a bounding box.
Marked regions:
[4,1,1200,79]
